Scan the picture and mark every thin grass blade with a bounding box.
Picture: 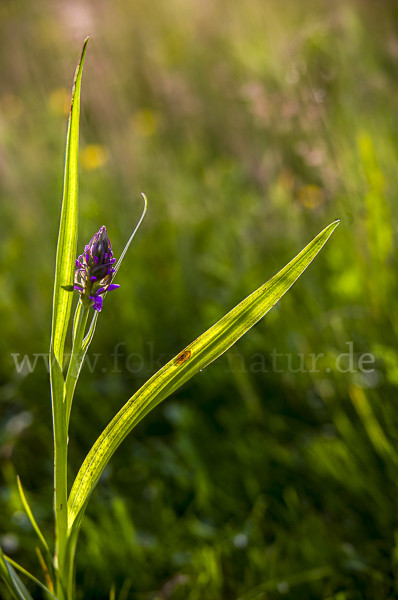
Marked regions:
[0,545,35,600]
[0,548,16,599]
[16,477,54,587]
[68,220,339,532]
[4,556,57,600]
[16,477,50,554]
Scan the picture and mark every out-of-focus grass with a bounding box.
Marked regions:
[1,0,398,598]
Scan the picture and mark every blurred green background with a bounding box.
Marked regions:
[1,0,398,598]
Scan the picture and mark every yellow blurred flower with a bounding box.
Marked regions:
[80,144,109,171]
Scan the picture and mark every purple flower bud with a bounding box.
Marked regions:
[74,226,120,312]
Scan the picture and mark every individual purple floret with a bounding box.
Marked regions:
[74,226,120,312]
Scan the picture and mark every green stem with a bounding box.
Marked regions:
[53,301,89,599]
[52,301,89,600]
[53,396,68,600]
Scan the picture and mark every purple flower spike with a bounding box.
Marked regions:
[74,226,120,312]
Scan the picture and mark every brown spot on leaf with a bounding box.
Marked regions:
[174,350,192,365]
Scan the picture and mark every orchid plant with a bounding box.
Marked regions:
[0,39,339,600]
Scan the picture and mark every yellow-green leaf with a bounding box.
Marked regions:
[68,220,339,533]
[50,38,89,368]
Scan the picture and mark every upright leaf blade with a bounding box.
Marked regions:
[49,40,89,597]
[50,38,89,367]
[68,220,339,532]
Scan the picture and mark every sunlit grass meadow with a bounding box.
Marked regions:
[1,0,398,598]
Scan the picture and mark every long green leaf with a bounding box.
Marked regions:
[49,40,89,595]
[50,37,89,368]
[68,220,339,532]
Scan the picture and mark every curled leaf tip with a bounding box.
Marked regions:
[141,192,148,214]
[113,193,148,277]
